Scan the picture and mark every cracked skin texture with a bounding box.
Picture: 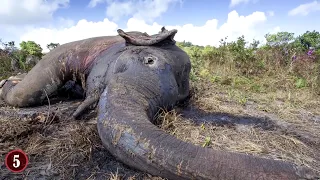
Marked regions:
[1,28,319,180]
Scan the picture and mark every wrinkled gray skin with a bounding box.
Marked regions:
[0,28,318,180]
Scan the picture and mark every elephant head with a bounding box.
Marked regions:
[96,27,317,179]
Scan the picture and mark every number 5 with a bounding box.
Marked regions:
[13,154,20,168]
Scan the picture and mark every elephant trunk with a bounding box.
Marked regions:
[97,78,315,180]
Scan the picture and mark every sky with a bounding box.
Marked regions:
[0,0,320,52]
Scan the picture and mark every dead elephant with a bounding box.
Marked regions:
[0,28,318,180]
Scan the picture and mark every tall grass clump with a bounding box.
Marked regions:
[177,30,320,94]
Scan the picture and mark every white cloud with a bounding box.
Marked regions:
[19,10,270,52]
[288,1,320,16]
[230,0,259,7]
[271,26,281,34]
[20,19,118,52]
[88,0,181,22]
[88,0,105,8]
[0,0,69,25]
[167,11,267,47]
[267,11,275,17]
[55,17,75,28]
[106,1,135,21]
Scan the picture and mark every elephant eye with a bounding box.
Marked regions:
[143,56,157,65]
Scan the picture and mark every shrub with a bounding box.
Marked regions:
[179,30,320,93]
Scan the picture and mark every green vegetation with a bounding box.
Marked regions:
[0,40,61,79]
[0,40,43,78]
[177,30,320,94]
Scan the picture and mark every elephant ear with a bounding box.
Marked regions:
[117,27,177,46]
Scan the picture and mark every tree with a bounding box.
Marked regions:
[0,40,20,71]
[250,39,260,50]
[0,40,16,52]
[264,32,295,47]
[47,42,60,51]
[295,30,320,51]
[19,41,43,60]
[18,41,43,70]
[180,41,193,47]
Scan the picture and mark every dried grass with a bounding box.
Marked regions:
[0,74,320,179]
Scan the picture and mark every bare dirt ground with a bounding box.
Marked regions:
[0,98,157,180]
[1,81,320,180]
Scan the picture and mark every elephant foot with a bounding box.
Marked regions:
[0,73,27,98]
[0,73,27,86]
[72,95,99,119]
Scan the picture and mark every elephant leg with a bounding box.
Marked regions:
[0,59,67,107]
[6,73,27,82]
[0,73,27,87]
[72,94,99,118]
[72,59,110,118]
[56,80,85,98]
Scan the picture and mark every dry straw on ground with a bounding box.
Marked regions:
[0,78,319,179]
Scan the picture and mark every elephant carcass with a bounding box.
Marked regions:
[0,28,318,180]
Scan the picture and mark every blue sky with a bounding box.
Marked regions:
[53,0,319,32]
[0,0,319,51]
